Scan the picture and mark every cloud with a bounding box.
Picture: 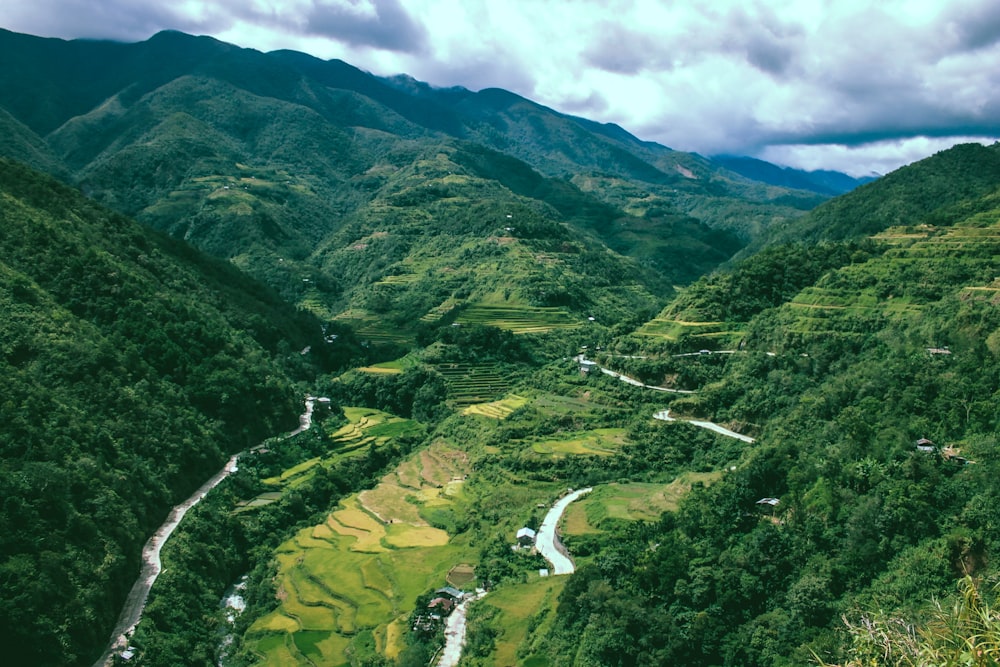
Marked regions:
[305,0,426,54]
[3,0,1000,175]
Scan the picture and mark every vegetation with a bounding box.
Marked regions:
[4,26,1000,667]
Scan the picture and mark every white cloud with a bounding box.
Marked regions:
[759,136,1000,177]
[3,0,1000,174]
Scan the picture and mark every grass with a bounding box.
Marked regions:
[563,472,722,535]
[529,428,629,457]
[248,431,477,666]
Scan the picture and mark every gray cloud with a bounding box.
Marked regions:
[3,0,1000,175]
[305,0,426,54]
[946,2,1000,51]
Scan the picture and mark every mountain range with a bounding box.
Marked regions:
[2,26,999,667]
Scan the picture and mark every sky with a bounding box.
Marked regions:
[3,0,1000,177]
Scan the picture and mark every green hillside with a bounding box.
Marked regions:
[10,26,1000,667]
[0,28,827,331]
[535,144,1000,666]
[0,159,356,666]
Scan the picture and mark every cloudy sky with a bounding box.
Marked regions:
[3,0,1000,176]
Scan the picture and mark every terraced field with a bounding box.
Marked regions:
[635,316,746,347]
[468,576,568,667]
[528,428,629,458]
[247,438,475,665]
[780,222,1000,336]
[333,308,415,345]
[435,363,514,407]
[455,303,583,334]
[461,394,529,419]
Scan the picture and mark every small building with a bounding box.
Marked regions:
[756,497,780,507]
[435,586,463,601]
[516,527,537,547]
[539,568,550,577]
[915,438,936,453]
[428,597,455,614]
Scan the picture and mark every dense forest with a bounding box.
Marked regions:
[2,26,1000,667]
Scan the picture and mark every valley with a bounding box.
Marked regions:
[1,26,1000,667]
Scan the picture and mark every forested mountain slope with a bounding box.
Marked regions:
[0,159,354,666]
[543,143,1000,665]
[0,28,826,338]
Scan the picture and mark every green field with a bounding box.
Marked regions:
[435,363,514,407]
[456,303,583,334]
[562,473,722,535]
[467,577,568,667]
[247,436,476,665]
[635,316,746,345]
[529,428,629,457]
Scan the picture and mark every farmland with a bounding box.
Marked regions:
[246,428,477,665]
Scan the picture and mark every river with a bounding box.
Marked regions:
[433,486,592,667]
[653,408,755,443]
[91,397,315,667]
[536,487,593,575]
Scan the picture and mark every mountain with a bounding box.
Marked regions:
[0,158,358,666]
[537,136,1000,666]
[0,28,829,343]
[712,154,877,196]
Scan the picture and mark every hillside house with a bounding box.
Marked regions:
[915,438,936,453]
[428,596,455,617]
[435,586,463,601]
[516,527,537,546]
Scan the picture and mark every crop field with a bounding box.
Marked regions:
[248,437,475,665]
[470,577,568,667]
[333,308,415,344]
[455,303,582,334]
[635,316,746,346]
[461,393,529,419]
[435,363,513,406]
[562,473,721,535]
[529,428,628,457]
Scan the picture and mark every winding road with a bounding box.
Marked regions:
[576,355,696,394]
[91,397,315,667]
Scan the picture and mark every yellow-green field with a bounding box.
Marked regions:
[462,394,529,419]
[562,472,722,535]
[529,428,629,457]
[469,577,568,666]
[247,435,475,665]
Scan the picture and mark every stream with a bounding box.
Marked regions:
[653,408,755,443]
[91,397,315,667]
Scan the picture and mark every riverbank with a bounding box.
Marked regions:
[91,397,316,667]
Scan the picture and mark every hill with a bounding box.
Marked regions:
[0,158,356,666]
[535,142,1000,665]
[712,154,876,196]
[0,28,829,340]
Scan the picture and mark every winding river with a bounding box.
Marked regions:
[434,487,592,667]
[91,398,315,667]
[535,487,593,574]
[653,408,755,443]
